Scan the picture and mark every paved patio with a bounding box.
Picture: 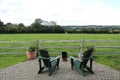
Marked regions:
[0,58,120,80]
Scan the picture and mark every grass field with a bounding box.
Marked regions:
[95,54,120,71]
[0,34,120,53]
[0,34,120,70]
[0,54,27,69]
[0,34,120,40]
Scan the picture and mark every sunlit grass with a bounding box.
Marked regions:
[95,54,120,71]
[0,54,27,69]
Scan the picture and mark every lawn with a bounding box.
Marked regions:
[95,54,120,71]
[0,54,27,69]
[0,34,120,53]
[0,34,120,41]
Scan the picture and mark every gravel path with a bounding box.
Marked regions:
[0,58,120,80]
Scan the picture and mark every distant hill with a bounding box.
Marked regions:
[61,25,120,29]
[61,25,120,33]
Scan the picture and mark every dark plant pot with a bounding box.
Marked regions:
[62,58,67,61]
[62,52,67,61]
[26,51,36,60]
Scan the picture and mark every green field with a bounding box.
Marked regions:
[0,34,120,53]
[0,34,120,40]
[0,34,120,70]
[0,54,27,69]
[95,54,120,71]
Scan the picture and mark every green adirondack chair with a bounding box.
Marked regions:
[70,46,94,76]
[38,50,60,76]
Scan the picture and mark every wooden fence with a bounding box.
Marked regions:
[0,39,120,58]
[0,40,35,54]
[36,39,120,58]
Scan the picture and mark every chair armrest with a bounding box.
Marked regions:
[69,56,82,62]
[82,56,94,60]
[38,56,50,59]
[50,56,61,62]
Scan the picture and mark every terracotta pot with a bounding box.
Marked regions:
[26,51,36,60]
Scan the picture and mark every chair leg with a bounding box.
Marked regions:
[48,71,52,76]
[71,58,74,69]
[38,67,44,74]
[48,68,53,76]
[86,66,94,74]
[57,58,60,69]
[80,65,85,76]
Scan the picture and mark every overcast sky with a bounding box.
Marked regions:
[0,0,120,26]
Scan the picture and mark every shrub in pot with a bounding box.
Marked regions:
[26,46,36,60]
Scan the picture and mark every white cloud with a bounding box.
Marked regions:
[0,0,120,26]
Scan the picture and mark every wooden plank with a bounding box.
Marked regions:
[42,46,120,49]
[41,40,81,43]
[1,46,120,49]
[0,40,34,43]
[0,40,120,43]
[42,46,80,48]
[0,46,27,49]
[0,52,25,54]
[84,40,120,43]
[94,52,120,54]
[95,46,120,48]
[39,40,120,43]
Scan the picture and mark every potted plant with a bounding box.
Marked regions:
[26,46,36,60]
[83,46,94,58]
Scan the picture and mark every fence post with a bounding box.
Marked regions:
[78,39,84,58]
[36,40,39,57]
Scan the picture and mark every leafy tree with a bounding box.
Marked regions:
[0,20,4,27]
[0,20,5,33]
[17,23,26,33]
[49,21,57,26]
[5,23,18,33]
[51,25,65,33]
[34,18,43,25]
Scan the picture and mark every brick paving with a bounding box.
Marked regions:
[0,58,120,80]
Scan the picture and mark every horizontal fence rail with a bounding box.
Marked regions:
[41,40,81,43]
[0,46,27,49]
[42,46,120,49]
[39,40,120,43]
[0,52,24,54]
[84,40,120,43]
[0,40,35,43]
[0,39,120,55]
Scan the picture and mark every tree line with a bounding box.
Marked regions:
[0,18,65,33]
[0,18,120,34]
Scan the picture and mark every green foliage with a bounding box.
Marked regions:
[0,18,65,33]
[5,23,26,33]
[0,20,4,27]
[0,20,5,33]
[27,46,36,52]
[85,46,94,52]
